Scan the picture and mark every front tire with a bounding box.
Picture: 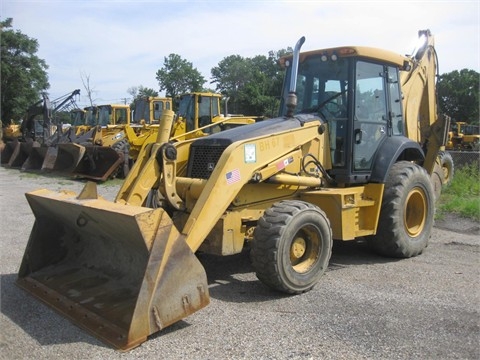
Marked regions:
[251,200,332,294]
[368,161,435,258]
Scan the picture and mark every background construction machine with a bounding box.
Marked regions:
[446,121,480,150]
[63,100,173,181]
[1,89,81,168]
[172,92,262,140]
[17,30,448,350]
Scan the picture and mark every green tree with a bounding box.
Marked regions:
[155,54,205,99]
[127,85,159,108]
[1,18,49,126]
[211,55,250,113]
[211,48,291,117]
[438,69,479,124]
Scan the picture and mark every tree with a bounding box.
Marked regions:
[1,18,49,126]
[211,48,291,116]
[80,71,97,107]
[438,69,479,125]
[127,85,159,108]
[155,54,205,99]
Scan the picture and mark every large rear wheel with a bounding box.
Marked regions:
[438,151,454,185]
[251,200,332,294]
[111,138,130,178]
[368,161,435,258]
[430,162,443,202]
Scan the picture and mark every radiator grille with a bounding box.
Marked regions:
[187,145,229,179]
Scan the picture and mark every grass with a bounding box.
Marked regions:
[437,163,480,221]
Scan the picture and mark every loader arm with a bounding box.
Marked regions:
[179,119,322,253]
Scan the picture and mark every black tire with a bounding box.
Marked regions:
[368,161,435,258]
[438,151,454,186]
[251,200,332,294]
[111,138,130,178]
[430,162,443,202]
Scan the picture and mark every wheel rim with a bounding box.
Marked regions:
[290,226,320,273]
[404,187,427,237]
[442,167,449,182]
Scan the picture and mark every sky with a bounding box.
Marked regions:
[2,0,479,108]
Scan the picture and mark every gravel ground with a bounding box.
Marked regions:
[1,166,479,360]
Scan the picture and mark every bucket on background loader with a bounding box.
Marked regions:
[42,126,103,174]
[17,182,210,351]
[1,138,20,165]
[7,139,38,168]
[72,146,125,181]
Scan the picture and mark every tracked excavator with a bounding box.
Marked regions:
[17,30,449,350]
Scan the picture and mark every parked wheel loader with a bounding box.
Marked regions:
[70,94,259,181]
[61,100,173,181]
[17,30,449,351]
[125,92,260,162]
[446,121,480,151]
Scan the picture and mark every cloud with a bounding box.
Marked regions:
[2,0,479,107]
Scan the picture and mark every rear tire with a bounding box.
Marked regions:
[251,200,332,294]
[111,139,130,178]
[438,151,454,185]
[368,161,435,258]
[430,162,443,202]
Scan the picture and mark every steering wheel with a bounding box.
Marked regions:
[325,101,347,118]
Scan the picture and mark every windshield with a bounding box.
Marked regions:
[286,55,350,120]
[178,94,195,131]
[85,108,97,126]
[71,111,85,126]
[134,99,149,123]
[98,106,111,126]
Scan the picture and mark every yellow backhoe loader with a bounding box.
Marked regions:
[17,30,449,351]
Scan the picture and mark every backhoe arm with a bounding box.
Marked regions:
[400,29,448,173]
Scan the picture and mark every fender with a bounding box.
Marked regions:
[370,136,424,183]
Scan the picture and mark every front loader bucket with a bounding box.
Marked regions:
[22,145,48,171]
[17,183,210,351]
[8,140,37,168]
[1,139,18,165]
[45,143,86,174]
[72,146,124,181]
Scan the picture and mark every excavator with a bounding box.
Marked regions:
[1,89,81,168]
[17,30,449,350]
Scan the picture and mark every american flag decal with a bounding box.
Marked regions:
[226,168,241,185]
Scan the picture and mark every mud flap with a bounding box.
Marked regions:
[17,185,210,350]
[72,147,124,181]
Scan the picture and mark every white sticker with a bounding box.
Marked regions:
[244,143,256,163]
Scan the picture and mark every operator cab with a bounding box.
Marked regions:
[280,47,406,184]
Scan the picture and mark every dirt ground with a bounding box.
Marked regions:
[434,212,480,236]
[1,167,479,359]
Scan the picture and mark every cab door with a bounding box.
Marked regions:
[353,61,388,171]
